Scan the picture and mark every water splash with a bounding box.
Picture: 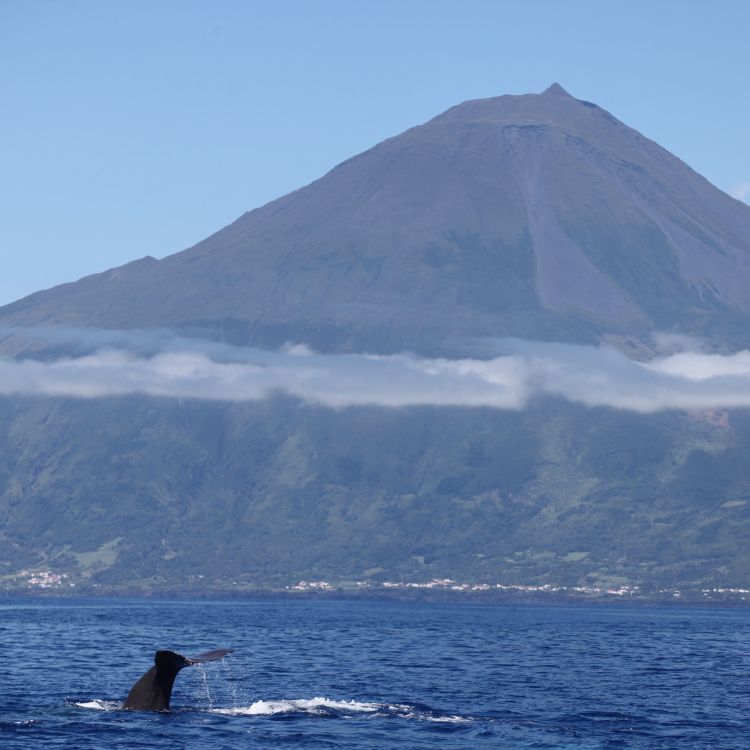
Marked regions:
[213,652,245,708]
[192,663,213,710]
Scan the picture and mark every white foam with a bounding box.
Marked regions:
[213,697,380,716]
[405,712,472,724]
[74,695,472,723]
[211,697,472,723]
[75,700,121,711]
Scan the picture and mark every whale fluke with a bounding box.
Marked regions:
[187,648,234,664]
[123,648,234,711]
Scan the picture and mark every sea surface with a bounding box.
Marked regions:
[1,597,749,749]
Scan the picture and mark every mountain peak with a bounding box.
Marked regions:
[3,84,750,355]
[541,82,571,97]
[432,83,588,130]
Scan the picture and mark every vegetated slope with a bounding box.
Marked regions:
[1,85,750,592]
[1,395,749,591]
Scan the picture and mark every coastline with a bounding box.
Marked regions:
[2,581,749,607]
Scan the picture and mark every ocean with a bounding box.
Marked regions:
[1,597,748,748]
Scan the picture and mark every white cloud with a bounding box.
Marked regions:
[650,331,708,355]
[729,183,750,203]
[2,332,750,413]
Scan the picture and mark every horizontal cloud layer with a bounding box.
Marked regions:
[1,331,750,412]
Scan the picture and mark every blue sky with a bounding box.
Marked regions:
[1,0,748,306]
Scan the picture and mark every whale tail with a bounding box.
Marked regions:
[123,648,234,711]
[186,648,234,665]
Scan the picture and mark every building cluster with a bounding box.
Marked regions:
[381,579,640,596]
[17,570,73,589]
[9,571,750,601]
[701,587,749,598]
[289,580,335,591]
[287,577,641,597]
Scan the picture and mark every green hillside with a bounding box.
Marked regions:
[2,395,748,593]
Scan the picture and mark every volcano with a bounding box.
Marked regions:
[2,85,750,596]
[3,83,750,354]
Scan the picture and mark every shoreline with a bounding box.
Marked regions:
[2,584,749,608]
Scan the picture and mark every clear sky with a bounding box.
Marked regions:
[1,0,748,306]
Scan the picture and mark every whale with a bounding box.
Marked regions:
[123,648,234,711]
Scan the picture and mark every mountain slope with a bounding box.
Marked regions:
[3,84,750,353]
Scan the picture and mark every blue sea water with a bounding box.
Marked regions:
[1,598,749,749]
